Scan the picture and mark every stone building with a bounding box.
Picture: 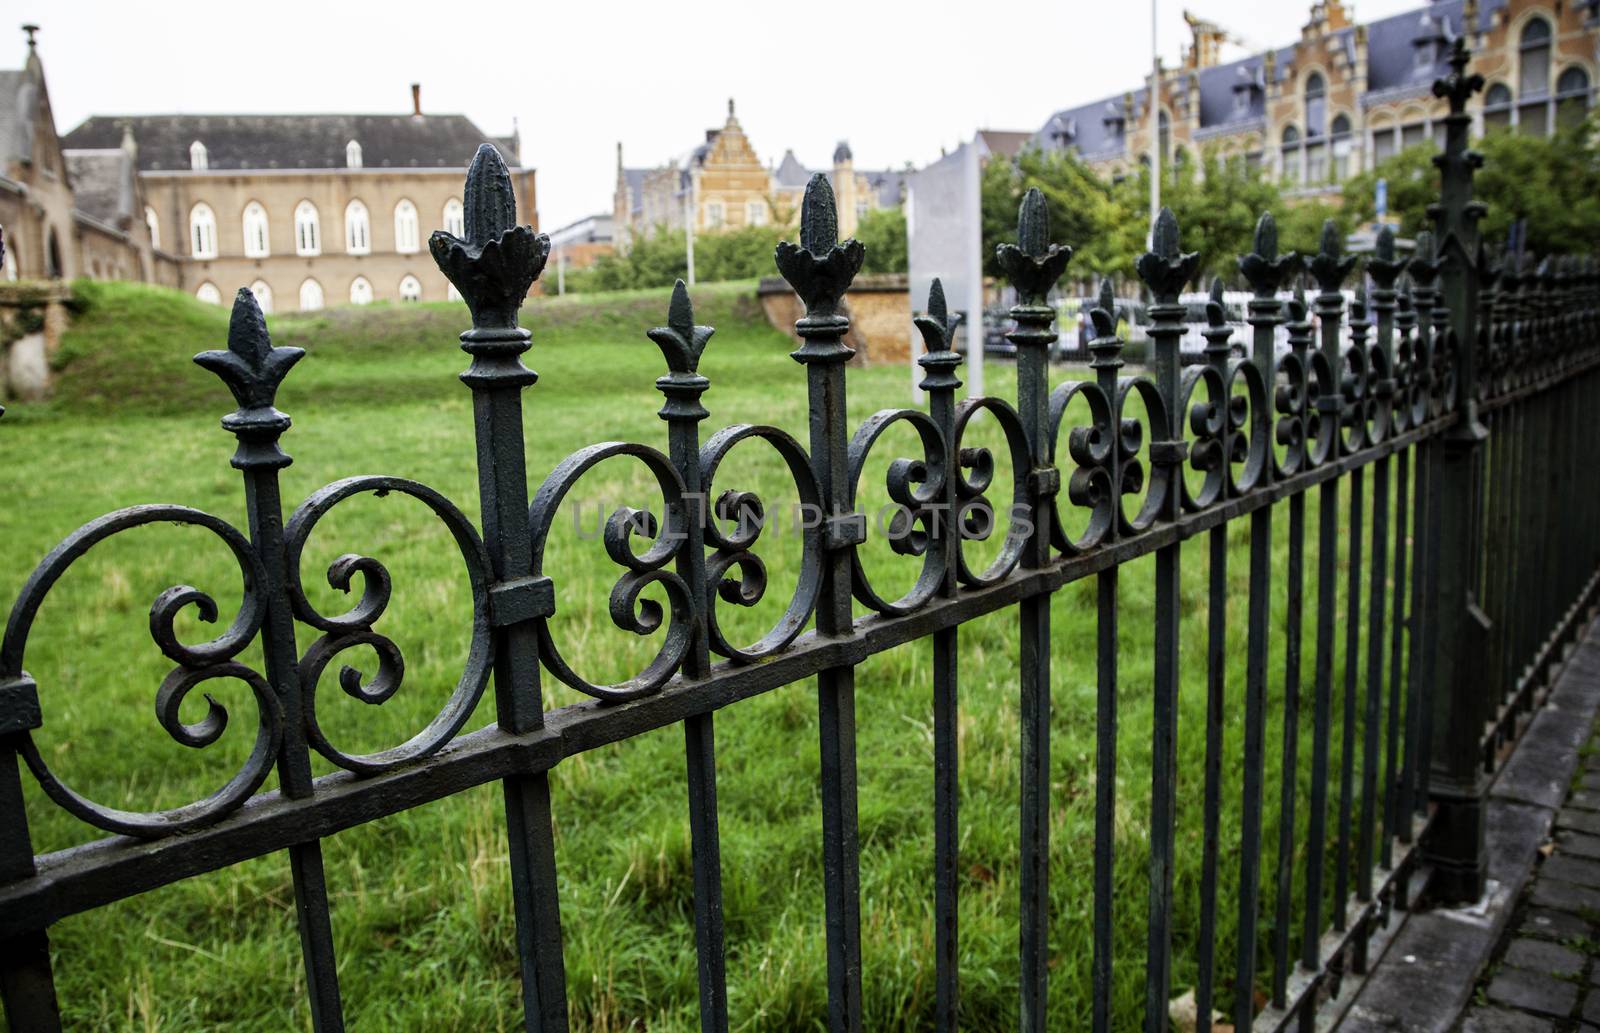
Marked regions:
[1031,0,1597,196]
[63,84,534,311]
[0,27,165,286]
[612,100,907,252]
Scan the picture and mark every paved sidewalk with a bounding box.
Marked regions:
[1339,621,1600,1031]
[1457,751,1600,1031]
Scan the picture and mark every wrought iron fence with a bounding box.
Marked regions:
[2,41,1599,1033]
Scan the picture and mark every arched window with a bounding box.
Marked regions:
[2,228,16,281]
[443,198,464,238]
[345,200,371,255]
[47,228,62,278]
[1171,145,1188,186]
[350,276,373,305]
[190,203,218,259]
[1330,114,1353,180]
[1157,110,1171,168]
[394,199,420,253]
[1484,83,1514,134]
[399,274,422,302]
[1557,67,1593,130]
[294,201,320,256]
[1305,73,1327,137]
[195,281,222,305]
[1520,18,1553,136]
[190,140,208,171]
[346,140,362,169]
[1281,125,1302,185]
[299,278,324,312]
[242,202,270,258]
[144,206,160,250]
[250,279,273,314]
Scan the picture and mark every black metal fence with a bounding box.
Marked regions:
[3,41,1598,1032]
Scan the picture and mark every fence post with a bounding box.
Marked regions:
[1422,38,1492,904]
[431,144,568,1030]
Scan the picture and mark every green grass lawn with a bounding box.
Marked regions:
[0,280,1394,1031]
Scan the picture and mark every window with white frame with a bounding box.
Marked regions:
[746,201,767,226]
[345,200,371,254]
[350,276,373,305]
[1305,73,1327,137]
[190,140,208,171]
[399,275,422,302]
[242,202,270,258]
[195,281,222,305]
[1281,125,1301,184]
[705,202,723,229]
[1484,83,1513,134]
[144,206,160,250]
[443,198,464,238]
[300,278,324,312]
[190,203,218,259]
[1330,114,1352,181]
[394,199,420,253]
[346,140,362,169]
[250,279,273,314]
[294,201,320,256]
[1520,18,1553,136]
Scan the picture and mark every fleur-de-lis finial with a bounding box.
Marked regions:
[994,188,1074,304]
[775,173,865,318]
[1205,277,1228,329]
[1309,219,1357,292]
[194,289,305,468]
[1287,281,1310,326]
[1136,207,1199,304]
[1351,282,1371,325]
[913,278,959,355]
[1088,277,1120,340]
[1409,230,1441,287]
[430,144,551,330]
[1367,223,1409,291]
[647,279,715,375]
[915,279,963,392]
[1239,211,1301,296]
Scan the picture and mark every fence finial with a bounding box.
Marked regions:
[647,279,714,376]
[775,173,863,320]
[1310,219,1356,293]
[1238,211,1300,296]
[194,289,305,469]
[430,144,550,330]
[914,279,961,392]
[995,188,1073,304]
[1136,207,1197,305]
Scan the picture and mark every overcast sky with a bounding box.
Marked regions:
[22,0,1430,231]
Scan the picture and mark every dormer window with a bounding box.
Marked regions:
[189,140,208,171]
[346,140,362,169]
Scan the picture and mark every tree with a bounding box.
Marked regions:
[854,207,907,274]
[1340,145,1438,239]
[1165,152,1283,285]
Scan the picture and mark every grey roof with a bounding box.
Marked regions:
[774,149,813,188]
[61,114,519,172]
[833,140,852,163]
[620,167,647,213]
[0,68,37,166]
[864,169,908,207]
[64,149,135,225]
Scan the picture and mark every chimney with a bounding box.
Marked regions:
[411,83,422,117]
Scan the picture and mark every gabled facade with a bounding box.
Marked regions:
[1032,0,1597,196]
[612,100,908,253]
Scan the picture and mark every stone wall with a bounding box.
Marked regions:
[0,282,73,403]
[757,273,910,367]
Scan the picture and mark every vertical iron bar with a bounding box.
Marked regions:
[0,751,60,1033]
[1136,208,1197,1033]
[433,146,568,1031]
[776,175,867,1033]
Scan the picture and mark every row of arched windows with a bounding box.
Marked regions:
[194,274,431,311]
[172,198,464,260]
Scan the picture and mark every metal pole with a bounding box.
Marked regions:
[557,249,565,296]
[685,180,697,287]
[1149,0,1160,245]
[964,137,984,397]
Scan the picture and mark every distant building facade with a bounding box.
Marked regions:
[0,27,534,311]
[1031,0,1597,196]
[612,100,908,252]
[548,212,615,271]
[64,83,534,311]
[0,28,165,287]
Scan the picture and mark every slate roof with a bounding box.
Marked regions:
[774,149,812,188]
[64,149,135,225]
[60,114,519,172]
